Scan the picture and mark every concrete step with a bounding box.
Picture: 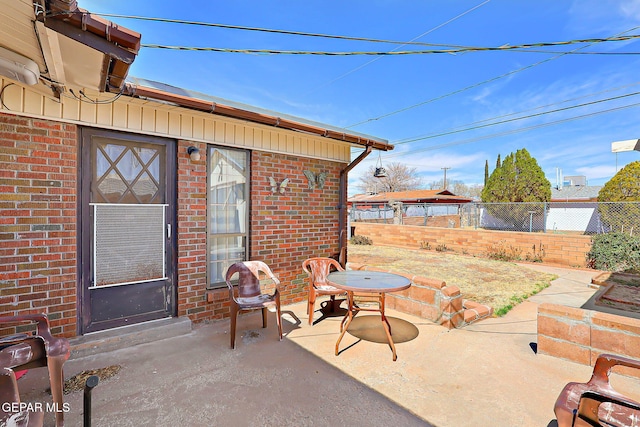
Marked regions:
[69,317,192,359]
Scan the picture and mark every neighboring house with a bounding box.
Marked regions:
[0,1,392,337]
[551,186,602,202]
[349,189,472,208]
[548,178,602,233]
[349,190,472,227]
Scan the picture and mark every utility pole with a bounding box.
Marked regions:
[441,167,450,190]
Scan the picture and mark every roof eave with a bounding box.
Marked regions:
[116,82,393,151]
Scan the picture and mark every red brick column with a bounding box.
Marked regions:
[176,140,210,321]
[0,113,77,337]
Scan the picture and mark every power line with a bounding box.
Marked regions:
[95,12,640,56]
[394,81,640,145]
[394,90,640,145]
[383,101,640,158]
[141,34,640,55]
[346,26,640,128]
[95,12,485,49]
[302,0,491,96]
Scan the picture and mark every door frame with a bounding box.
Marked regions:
[77,127,177,334]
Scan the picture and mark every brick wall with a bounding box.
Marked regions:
[186,150,344,323]
[250,152,342,304]
[0,113,77,337]
[538,303,640,377]
[0,113,346,334]
[176,140,209,322]
[352,222,592,267]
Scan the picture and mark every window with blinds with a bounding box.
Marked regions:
[208,147,249,288]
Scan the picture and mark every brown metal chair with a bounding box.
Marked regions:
[554,353,640,427]
[0,366,44,426]
[225,261,283,349]
[302,257,346,325]
[0,314,70,427]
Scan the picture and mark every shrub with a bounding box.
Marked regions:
[435,244,449,252]
[524,243,545,263]
[419,241,432,250]
[350,235,373,245]
[587,232,640,272]
[485,240,522,261]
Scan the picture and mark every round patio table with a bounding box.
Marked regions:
[327,270,411,361]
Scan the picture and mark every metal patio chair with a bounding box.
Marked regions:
[554,353,640,427]
[225,261,283,349]
[302,257,346,325]
[0,314,70,427]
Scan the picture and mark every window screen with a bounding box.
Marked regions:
[92,204,167,287]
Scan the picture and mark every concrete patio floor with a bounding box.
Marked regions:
[17,264,640,426]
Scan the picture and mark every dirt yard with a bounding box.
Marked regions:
[347,244,557,314]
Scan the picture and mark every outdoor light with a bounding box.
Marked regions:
[187,146,201,162]
[373,151,388,178]
[374,167,388,178]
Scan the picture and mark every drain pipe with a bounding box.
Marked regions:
[338,145,372,267]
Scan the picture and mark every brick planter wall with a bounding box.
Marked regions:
[538,303,640,377]
[0,114,78,337]
[347,262,469,329]
[352,222,592,267]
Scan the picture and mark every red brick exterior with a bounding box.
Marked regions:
[353,222,593,267]
[1,113,345,337]
[176,140,209,322]
[0,113,78,337]
[199,150,343,321]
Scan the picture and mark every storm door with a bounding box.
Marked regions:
[79,128,176,333]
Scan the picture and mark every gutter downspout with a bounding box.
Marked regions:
[338,145,372,267]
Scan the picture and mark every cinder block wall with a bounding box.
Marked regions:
[352,222,592,267]
[538,303,640,377]
[0,113,78,337]
[192,150,344,322]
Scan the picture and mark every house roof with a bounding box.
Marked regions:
[120,78,392,151]
[0,0,140,93]
[349,189,472,204]
[551,185,602,201]
[0,1,392,152]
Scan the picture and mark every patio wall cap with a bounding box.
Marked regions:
[345,262,447,289]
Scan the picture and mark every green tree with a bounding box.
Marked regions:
[484,160,489,186]
[481,148,551,230]
[495,154,501,169]
[597,161,640,233]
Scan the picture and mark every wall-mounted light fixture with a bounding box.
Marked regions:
[187,146,201,162]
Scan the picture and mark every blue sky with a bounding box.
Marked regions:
[81,0,640,193]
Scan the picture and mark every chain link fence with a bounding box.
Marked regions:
[349,201,640,235]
